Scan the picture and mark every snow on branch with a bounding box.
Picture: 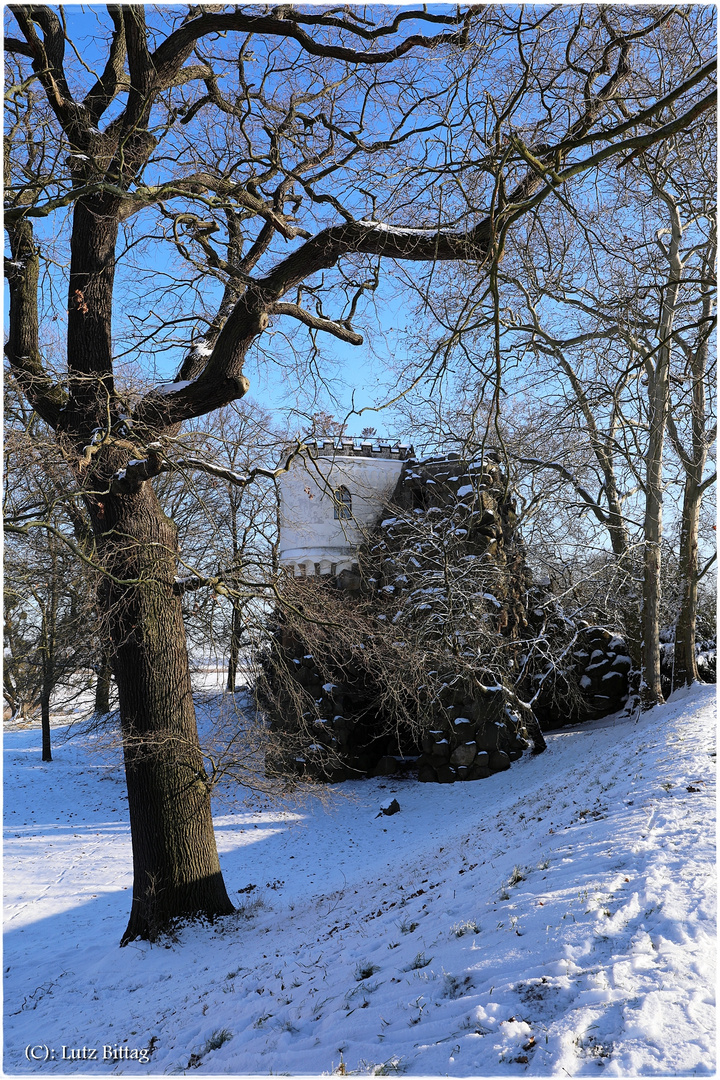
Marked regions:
[110,440,310,496]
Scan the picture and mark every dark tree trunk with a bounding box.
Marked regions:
[41,693,52,762]
[94,648,112,715]
[227,604,242,692]
[95,481,234,943]
[66,199,118,419]
[640,535,664,709]
[673,478,702,687]
[39,579,57,763]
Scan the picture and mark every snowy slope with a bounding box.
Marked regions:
[3,684,716,1077]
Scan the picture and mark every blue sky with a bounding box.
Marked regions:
[5,5,715,482]
[5,4,474,442]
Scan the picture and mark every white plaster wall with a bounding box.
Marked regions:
[278,454,405,575]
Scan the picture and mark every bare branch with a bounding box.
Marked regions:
[270,302,363,345]
[149,8,481,80]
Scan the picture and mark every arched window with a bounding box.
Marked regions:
[333,485,352,519]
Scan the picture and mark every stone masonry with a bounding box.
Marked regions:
[261,446,632,783]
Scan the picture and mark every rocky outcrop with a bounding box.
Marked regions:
[530,622,633,727]
[261,452,632,782]
[356,454,538,780]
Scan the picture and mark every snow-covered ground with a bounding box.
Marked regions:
[4,681,716,1077]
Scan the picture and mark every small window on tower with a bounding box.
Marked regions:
[333,485,352,519]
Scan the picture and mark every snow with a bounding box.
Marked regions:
[457,485,474,498]
[191,341,213,358]
[356,220,469,243]
[154,379,193,396]
[357,221,440,238]
[3,684,716,1077]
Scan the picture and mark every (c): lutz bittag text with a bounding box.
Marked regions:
[25,1044,152,1064]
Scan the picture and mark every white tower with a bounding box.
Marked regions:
[278,439,412,577]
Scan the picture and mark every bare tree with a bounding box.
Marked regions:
[151,400,285,689]
[665,233,717,687]
[400,59,716,706]
[4,5,715,941]
[508,138,716,705]
[4,387,101,756]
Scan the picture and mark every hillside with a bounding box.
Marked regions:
[4,683,716,1077]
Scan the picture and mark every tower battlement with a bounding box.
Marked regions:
[278,440,414,578]
[303,437,414,460]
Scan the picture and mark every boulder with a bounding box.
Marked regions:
[418,761,438,783]
[489,750,511,772]
[450,742,477,767]
[371,755,398,777]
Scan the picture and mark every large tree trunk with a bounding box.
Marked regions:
[640,398,667,708]
[96,481,234,943]
[62,188,234,942]
[640,353,670,709]
[640,200,681,710]
[640,534,664,708]
[673,478,702,687]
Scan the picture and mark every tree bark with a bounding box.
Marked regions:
[39,558,58,762]
[640,531,664,709]
[64,198,119,427]
[640,196,682,710]
[667,251,715,689]
[95,480,234,943]
[40,693,52,762]
[94,650,112,715]
[673,478,702,687]
[227,604,242,693]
